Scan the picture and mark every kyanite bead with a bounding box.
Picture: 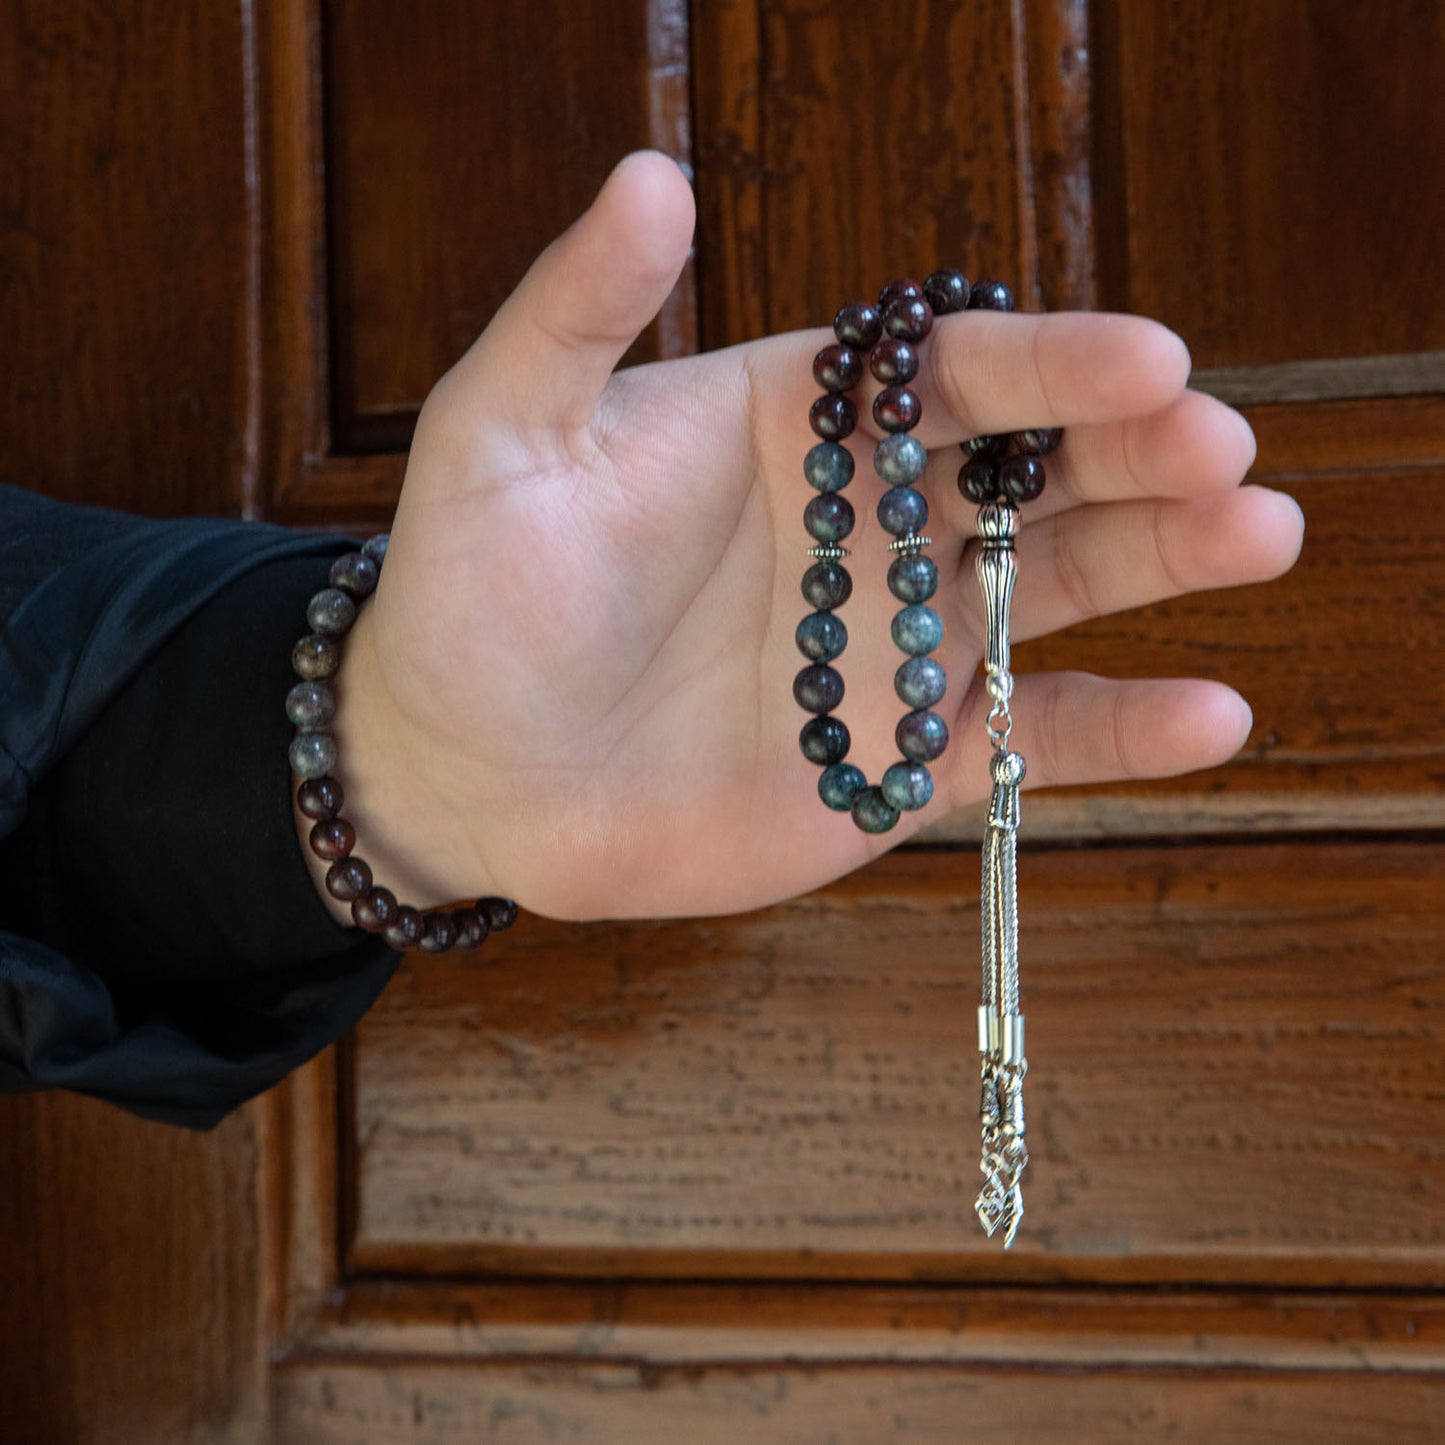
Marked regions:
[289,730,337,779]
[883,296,933,342]
[352,885,399,932]
[361,533,389,563]
[329,550,379,598]
[383,906,426,951]
[958,456,1000,504]
[804,441,855,492]
[286,679,336,729]
[999,453,1046,503]
[834,301,882,349]
[326,857,372,902]
[882,760,935,811]
[796,609,848,662]
[969,278,1015,311]
[799,714,851,765]
[923,268,970,315]
[961,432,1009,460]
[478,897,519,931]
[873,385,921,433]
[419,911,459,954]
[794,664,844,714]
[877,486,928,537]
[297,775,344,820]
[873,433,927,486]
[304,585,355,636]
[851,785,900,834]
[878,277,924,309]
[804,492,855,543]
[818,762,867,812]
[451,907,490,949]
[891,604,944,656]
[1016,426,1063,456]
[896,709,950,762]
[802,561,852,611]
[308,817,356,861]
[869,337,919,384]
[895,655,948,709]
[887,553,938,603]
[291,632,339,680]
[809,393,857,441]
[813,343,863,392]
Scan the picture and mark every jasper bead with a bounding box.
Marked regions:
[834,301,882,349]
[873,386,921,433]
[887,553,938,603]
[794,664,844,714]
[873,433,927,485]
[307,587,357,636]
[289,730,337,779]
[999,453,1046,503]
[419,911,459,954]
[804,493,855,543]
[383,906,426,951]
[799,714,851,765]
[878,278,923,309]
[882,760,935,811]
[961,432,1008,460]
[796,610,848,662]
[804,441,854,493]
[452,907,490,949]
[923,268,970,315]
[877,487,928,537]
[969,278,1015,311]
[802,561,852,611]
[896,709,950,762]
[297,775,344,820]
[813,343,863,392]
[883,296,932,342]
[352,885,399,932]
[286,680,336,729]
[329,551,379,599]
[361,533,389,563]
[309,817,356,861]
[1016,426,1063,456]
[851,784,900,834]
[326,858,372,902]
[891,604,944,656]
[895,655,948,709]
[809,393,856,441]
[479,897,519,931]
[818,762,867,811]
[869,337,919,384]
[291,632,339,680]
[957,457,1000,504]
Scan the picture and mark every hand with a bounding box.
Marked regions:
[307,151,1303,924]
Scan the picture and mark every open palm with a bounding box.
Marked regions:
[332,153,1302,922]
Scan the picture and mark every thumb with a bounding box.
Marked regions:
[444,150,695,433]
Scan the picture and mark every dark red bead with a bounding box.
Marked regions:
[969,278,1015,312]
[960,432,1009,460]
[309,817,356,861]
[382,906,425,951]
[812,344,862,392]
[1016,426,1063,456]
[878,277,923,310]
[958,457,1000,504]
[883,296,933,342]
[809,392,857,441]
[478,897,519,931]
[868,337,919,385]
[418,911,458,954]
[325,857,372,902]
[352,885,399,932]
[873,386,921,433]
[297,776,344,820]
[924,269,970,315]
[999,454,1046,503]
[452,907,490,949]
[833,302,882,349]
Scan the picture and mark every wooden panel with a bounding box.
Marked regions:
[1092,0,1445,375]
[0,0,252,515]
[323,0,695,452]
[274,1361,1445,1444]
[347,841,1445,1286]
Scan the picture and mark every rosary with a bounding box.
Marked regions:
[793,270,1061,1248]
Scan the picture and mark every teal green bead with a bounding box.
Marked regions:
[307,587,357,636]
[873,433,927,486]
[877,487,928,537]
[799,714,850,765]
[895,655,947,709]
[891,604,943,655]
[286,680,336,728]
[804,493,855,543]
[818,762,867,811]
[882,761,934,811]
[887,554,937,603]
[896,709,950,762]
[288,730,337,779]
[804,442,855,492]
[802,562,852,611]
[850,785,900,834]
[796,610,848,662]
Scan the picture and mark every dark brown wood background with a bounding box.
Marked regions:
[2,1,1442,1440]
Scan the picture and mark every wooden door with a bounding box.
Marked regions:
[3,1,1443,1439]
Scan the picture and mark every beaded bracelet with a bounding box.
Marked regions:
[285,532,518,954]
